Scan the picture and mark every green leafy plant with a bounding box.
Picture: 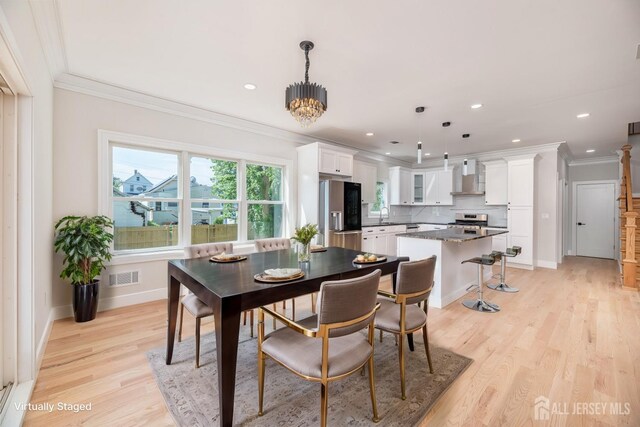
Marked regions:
[54,215,114,285]
[291,223,319,246]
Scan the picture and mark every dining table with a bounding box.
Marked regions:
[165,246,406,427]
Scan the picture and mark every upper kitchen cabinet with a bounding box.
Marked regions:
[507,156,536,206]
[352,160,377,203]
[389,166,411,205]
[483,160,508,205]
[319,146,354,176]
[411,171,425,204]
[422,169,453,206]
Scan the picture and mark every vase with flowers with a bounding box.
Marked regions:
[291,223,319,262]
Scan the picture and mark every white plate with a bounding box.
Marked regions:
[264,268,302,278]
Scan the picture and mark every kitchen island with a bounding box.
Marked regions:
[397,228,509,308]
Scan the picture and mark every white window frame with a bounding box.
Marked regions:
[368,180,389,218]
[245,161,285,240]
[98,130,293,262]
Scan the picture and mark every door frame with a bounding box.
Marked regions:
[571,180,619,260]
[0,6,36,426]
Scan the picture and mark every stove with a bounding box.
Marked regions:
[447,213,488,230]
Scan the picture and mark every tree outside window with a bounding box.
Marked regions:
[369,181,388,216]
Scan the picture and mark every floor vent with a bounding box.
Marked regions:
[109,271,140,287]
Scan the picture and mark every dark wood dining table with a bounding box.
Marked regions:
[165,246,406,427]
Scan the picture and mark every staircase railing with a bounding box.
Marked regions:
[621,144,638,289]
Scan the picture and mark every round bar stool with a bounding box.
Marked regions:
[487,246,521,293]
[461,254,500,313]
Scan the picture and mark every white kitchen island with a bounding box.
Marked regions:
[397,228,509,308]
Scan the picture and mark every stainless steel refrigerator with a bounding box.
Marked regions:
[319,180,362,251]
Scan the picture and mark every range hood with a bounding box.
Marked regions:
[450,159,485,196]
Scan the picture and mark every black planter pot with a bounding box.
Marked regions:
[73,280,100,322]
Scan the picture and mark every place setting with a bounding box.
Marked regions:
[209,252,247,263]
[254,267,305,283]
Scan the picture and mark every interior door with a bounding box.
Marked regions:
[576,183,615,259]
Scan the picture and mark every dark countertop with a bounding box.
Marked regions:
[396,228,509,242]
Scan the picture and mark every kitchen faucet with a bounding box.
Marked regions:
[379,206,390,225]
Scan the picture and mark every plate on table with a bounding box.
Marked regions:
[310,245,327,253]
[254,268,304,283]
[353,254,387,264]
[209,253,247,263]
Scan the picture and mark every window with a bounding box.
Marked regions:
[369,181,389,217]
[246,163,283,240]
[104,135,289,254]
[190,156,239,243]
[112,146,180,251]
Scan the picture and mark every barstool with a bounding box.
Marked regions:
[461,254,500,313]
[487,246,521,293]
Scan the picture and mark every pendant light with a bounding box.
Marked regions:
[444,152,449,171]
[416,106,425,164]
[285,41,328,127]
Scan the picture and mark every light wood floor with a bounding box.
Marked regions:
[25,257,640,426]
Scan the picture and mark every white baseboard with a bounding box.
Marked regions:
[536,260,558,269]
[508,263,534,271]
[52,287,167,321]
[36,309,54,373]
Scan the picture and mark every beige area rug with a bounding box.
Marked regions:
[147,325,472,426]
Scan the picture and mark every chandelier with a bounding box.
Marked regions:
[285,41,327,127]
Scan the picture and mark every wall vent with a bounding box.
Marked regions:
[108,271,140,287]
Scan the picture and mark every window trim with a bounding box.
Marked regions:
[98,130,293,259]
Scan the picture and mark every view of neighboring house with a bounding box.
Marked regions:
[122,169,153,195]
[114,171,225,226]
[112,187,153,227]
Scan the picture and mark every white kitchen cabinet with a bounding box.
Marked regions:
[373,234,388,254]
[361,234,375,253]
[411,172,425,204]
[484,227,508,253]
[352,161,377,203]
[318,147,353,176]
[421,169,453,206]
[505,155,536,267]
[507,158,534,207]
[389,166,411,205]
[361,225,406,256]
[484,161,508,205]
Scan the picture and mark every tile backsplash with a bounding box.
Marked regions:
[410,196,507,226]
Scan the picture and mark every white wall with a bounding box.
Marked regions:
[0,0,54,360]
[52,88,301,314]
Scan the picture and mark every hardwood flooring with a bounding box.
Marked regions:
[25,256,640,426]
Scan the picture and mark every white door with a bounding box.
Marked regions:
[399,169,411,205]
[318,149,337,174]
[373,234,388,254]
[485,163,508,205]
[576,183,615,259]
[508,159,534,206]
[362,235,375,253]
[336,153,353,176]
[424,171,438,205]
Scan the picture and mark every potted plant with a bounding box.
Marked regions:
[54,215,114,322]
[291,223,319,262]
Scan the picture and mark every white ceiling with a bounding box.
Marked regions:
[50,0,640,161]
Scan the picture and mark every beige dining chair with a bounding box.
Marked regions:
[375,256,436,399]
[254,238,315,327]
[257,269,382,427]
[178,242,254,368]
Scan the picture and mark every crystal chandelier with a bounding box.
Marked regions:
[285,41,327,127]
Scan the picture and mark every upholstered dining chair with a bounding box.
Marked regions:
[254,238,315,327]
[375,256,436,400]
[257,269,382,427]
[178,242,256,368]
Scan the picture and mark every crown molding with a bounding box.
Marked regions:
[55,72,413,167]
[408,141,566,168]
[568,156,619,166]
[29,0,67,81]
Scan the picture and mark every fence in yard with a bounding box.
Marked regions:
[114,224,238,250]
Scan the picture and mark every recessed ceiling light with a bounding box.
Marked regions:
[365,132,374,136]
[385,152,391,155]
[586,149,595,153]
[471,103,483,109]
[243,83,257,90]
[424,153,431,156]
[512,139,521,143]
[577,113,590,118]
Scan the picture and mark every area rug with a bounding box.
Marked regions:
[147,327,472,426]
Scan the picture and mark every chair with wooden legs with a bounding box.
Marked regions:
[257,270,382,427]
[178,242,254,368]
[254,238,316,327]
[374,256,436,400]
